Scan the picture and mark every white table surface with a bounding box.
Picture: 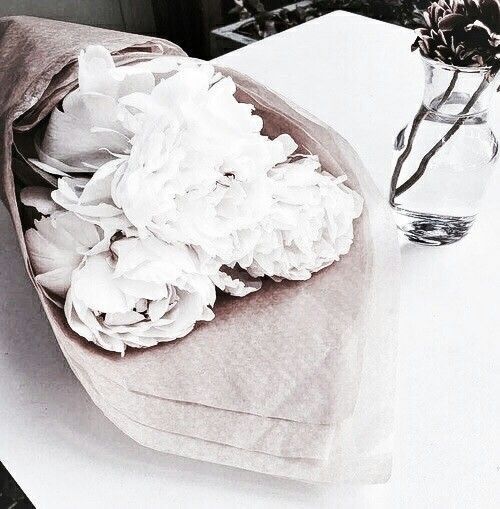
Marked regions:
[1,12,499,509]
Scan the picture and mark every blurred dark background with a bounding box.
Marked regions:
[0,462,34,509]
[0,0,431,59]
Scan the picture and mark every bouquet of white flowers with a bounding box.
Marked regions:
[1,17,399,483]
[21,46,362,354]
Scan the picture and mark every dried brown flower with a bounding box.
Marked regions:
[412,0,500,66]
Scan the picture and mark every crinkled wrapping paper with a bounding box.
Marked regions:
[0,16,400,483]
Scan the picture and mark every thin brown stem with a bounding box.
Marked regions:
[390,69,459,205]
[389,105,426,206]
[394,67,496,198]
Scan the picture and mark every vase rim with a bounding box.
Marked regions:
[420,54,491,73]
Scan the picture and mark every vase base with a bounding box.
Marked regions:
[393,207,475,246]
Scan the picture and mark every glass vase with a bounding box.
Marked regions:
[390,57,499,245]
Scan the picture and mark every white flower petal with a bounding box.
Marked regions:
[20,186,59,215]
[148,298,174,322]
[211,268,262,297]
[35,267,74,298]
[25,210,102,298]
[78,45,117,96]
[71,254,130,314]
[40,96,130,172]
[104,311,145,326]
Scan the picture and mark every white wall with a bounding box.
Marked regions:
[0,0,157,34]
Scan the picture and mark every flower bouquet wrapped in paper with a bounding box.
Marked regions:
[0,16,399,483]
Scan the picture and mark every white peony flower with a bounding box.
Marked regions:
[118,67,295,182]
[239,156,363,281]
[65,237,216,354]
[24,211,102,298]
[110,64,297,266]
[35,45,158,174]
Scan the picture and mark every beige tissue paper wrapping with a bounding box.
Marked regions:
[0,16,400,482]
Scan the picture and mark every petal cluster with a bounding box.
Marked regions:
[22,46,362,353]
[65,240,215,354]
[241,156,363,281]
[413,0,500,67]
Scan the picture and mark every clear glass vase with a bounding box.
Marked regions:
[390,57,499,245]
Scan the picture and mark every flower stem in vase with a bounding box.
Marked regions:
[394,64,499,200]
[389,69,459,206]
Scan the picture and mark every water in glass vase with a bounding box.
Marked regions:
[390,57,499,245]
